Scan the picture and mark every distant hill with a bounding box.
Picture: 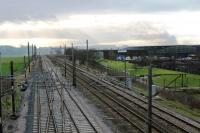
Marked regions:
[2,44,199,57]
[0,44,123,57]
[0,45,28,56]
[0,45,57,57]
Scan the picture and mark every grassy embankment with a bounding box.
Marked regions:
[98,59,200,88]
[97,59,200,121]
[1,57,27,115]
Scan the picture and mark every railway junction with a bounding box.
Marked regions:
[1,54,200,133]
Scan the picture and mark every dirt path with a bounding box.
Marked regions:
[15,83,31,133]
[4,81,30,133]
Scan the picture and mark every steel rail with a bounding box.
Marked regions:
[43,80,59,133]
[44,57,99,133]
[61,60,166,133]
[42,57,80,133]
[76,74,146,132]
[42,57,100,133]
[36,81,41,133]
[53,57,200,133]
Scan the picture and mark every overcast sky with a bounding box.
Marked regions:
[0,0,200,47]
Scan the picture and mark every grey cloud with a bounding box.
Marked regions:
[132,22,177,44]
[0,28,96,42]
[0,22,176,45]
[0,0,200,22]
[86,22,177,45]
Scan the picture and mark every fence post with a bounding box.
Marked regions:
[86,40,89,70]
[181,74,184,87]
[32,44,33,60]
[64,45,67,78]
[10,61,16,119]
[24,56,26,78]
[147,65,152,133]
[163,79,166,89]
[0,92,2,132]
[72,43,76,87]
[199,79,200,88]
[28,42,30,73]
[0,52,3,133]
[124,58,127,87]
[175,79,177,90]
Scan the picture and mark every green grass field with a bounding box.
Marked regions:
[159,99,200,121]
[98,59,200,88]
[98,59,200,121]
[0,57,28,76]
[0,56,29,117]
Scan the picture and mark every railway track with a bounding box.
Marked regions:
[50,56,200,133]
[32,73,65,132]
[53,58,164,133]
[31,56,103,133]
